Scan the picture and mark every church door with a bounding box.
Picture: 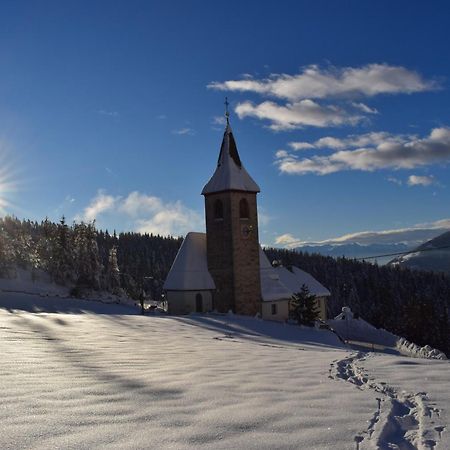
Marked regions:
[195,293,203,313]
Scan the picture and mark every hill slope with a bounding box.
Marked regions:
[390,230,450,275]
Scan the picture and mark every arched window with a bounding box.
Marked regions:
[214,199,223,220]
[195,293,203,313]
[239,198,249,219]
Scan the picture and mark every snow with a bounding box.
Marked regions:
[163,232,216,291]
[290,266,331,297]
[261,262,331,301]
[396,337,447,360]
[0,269,135,307]
[259,248,292,301]
[328,308,447,360]
[344,353,450,450]
[0,268,69,297]
[202,124,260,195]
[1,293,448,449]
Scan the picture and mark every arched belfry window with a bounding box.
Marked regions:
[214,199,223,220]
[239,198,249,219]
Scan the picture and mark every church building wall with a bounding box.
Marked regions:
[166,290,213,315]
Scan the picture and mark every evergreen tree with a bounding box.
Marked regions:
[54,216,74,285]
[290,284,320,326]
[105,246,121,293]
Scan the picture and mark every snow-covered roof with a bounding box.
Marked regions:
[202,124,260,195]
[163,232,216,291]
[275,266,331,298]
[275,266,304,294]
[164,232,330,300]
[259,248,293,301]
[291,267,331,297]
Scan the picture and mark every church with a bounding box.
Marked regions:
[163,110,330,321]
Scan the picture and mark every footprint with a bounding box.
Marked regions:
[354,435,364,450]
[434,425,445,439]
[423,439,436,449]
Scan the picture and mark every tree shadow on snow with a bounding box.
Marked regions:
[170,314,346,350]
[15,315,185,402]
[0,292,139,315]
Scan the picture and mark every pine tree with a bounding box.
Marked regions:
[290,284,320,326]
[54,216,74,285]
[105,246,121,293]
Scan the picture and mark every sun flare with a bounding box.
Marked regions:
[0,146,19,216]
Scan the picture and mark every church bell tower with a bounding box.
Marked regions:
[202,102,261,315]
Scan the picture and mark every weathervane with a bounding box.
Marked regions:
[224,97,230,124]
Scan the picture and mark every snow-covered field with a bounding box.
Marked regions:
[0,292,448,449]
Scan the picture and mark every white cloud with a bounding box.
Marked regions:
[275,150,289,158]
[289,131,405,151]
[208,64,436,101]
[274,233,300,248]
[293,218,450,247]
[78,191,117,222]
[136,201,202,236]
[76,190,202,236]
[387,177,402,186]
[97,110,119,117]
[172,127,196,136]
[208,64,438,132]
[119,191,162,217]
[407,175,435,186]
[276,127,450,175]
[350,102,378,114]
[288,142,315,150]
[212,116,226,126]
[235,100,362,130]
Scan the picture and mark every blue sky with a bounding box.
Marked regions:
[1,0,450,247]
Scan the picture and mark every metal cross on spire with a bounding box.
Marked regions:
[224,97,230,124]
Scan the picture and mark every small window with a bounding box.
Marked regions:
[239,198,249,219]
[214,199,223,220]
[271,303,277,315]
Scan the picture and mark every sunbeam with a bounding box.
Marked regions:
[0,143,20,216]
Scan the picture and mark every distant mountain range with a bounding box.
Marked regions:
[389,231,450,275]
[295,242,412,263]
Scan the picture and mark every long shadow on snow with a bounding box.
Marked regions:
[170,314,346,350]
[16,315,184,401]
[0,292,139,315]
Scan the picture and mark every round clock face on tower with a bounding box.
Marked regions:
[241,224,253,239]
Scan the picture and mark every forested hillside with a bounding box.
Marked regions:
[0,216,449,355]
[390,230,450,274]
[0,216,181,300]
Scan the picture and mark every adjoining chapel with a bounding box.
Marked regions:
[163,111,330,321]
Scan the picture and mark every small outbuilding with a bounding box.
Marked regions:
[259,248,293,321]
[259,251,331,322]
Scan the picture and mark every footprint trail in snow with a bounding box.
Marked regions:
[330,352,446,450]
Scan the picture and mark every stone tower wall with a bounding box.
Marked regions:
[205,191,261,315]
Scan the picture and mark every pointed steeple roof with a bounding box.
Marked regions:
[202,123,260,195]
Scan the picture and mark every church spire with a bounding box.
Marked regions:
[201,101,260,195]
[225,96,230,125]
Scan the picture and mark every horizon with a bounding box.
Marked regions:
[1,1,450,249]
